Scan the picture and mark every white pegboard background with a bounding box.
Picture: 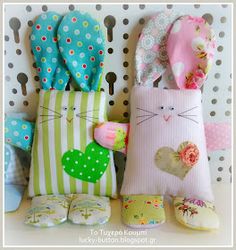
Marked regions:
[4,3,232,185]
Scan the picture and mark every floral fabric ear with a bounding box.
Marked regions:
[135,11,180,86]
[167,16,216,89]
[57,11,105,92]
[31,12,70,90]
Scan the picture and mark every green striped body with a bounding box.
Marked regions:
[28,90,117,198]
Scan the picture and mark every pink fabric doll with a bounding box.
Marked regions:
[94,12,231,230]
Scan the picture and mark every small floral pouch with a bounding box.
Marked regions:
[68,194,110,225]
[24,195,70,227]
[122,195,165,228]
[174,197,219,230]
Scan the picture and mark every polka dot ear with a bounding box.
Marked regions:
[167,15,216,90]
[135,11,180,87]
[31,12,70,90]
[57,10,105,92]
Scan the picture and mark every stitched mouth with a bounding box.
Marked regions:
[66,118,73,123]
[163,115,171,122]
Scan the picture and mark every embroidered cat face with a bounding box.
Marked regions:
[39,104,99,125]
[133,88,202,127]
[136,105,199,125]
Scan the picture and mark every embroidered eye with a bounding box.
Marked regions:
[71,106,76,111]
[159,106,165,110]
[62,106,67,111]
[169,106,175,111]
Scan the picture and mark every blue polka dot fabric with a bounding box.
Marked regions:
[31,12,70,90]
[57,11,105,92]
[5,117,35,151]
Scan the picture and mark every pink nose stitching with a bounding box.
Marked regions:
[163,115,171,122]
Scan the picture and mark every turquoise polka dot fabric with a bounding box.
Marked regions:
[31,12,70,90]
[5,117,35,151]
[57,11,105,92]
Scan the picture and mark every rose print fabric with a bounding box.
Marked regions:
[167,15,216,89]
[174,197,219,230]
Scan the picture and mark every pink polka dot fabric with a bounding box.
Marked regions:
[167,15,216,89]
[204,123,231,152]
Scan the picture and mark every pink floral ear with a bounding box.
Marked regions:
[135,11,180,86]
[167,16,216,89]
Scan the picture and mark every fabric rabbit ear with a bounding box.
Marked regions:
[135,11,180,86]
[31,12,70,90]
[57,11,105,92]
[167,15,216,89]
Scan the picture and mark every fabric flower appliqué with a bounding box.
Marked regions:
[179,143,199,167]
[155,141,200,180]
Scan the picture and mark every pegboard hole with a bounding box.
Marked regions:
[109,100,114,106]
[211,99,217,104]
[123,87,129,93]
[219,31,225,38]
[213,86,219,92]
[123,112,129,118]
[226,98,231,104]
[108,48,113,54]
[139,18,145,25]
[220,16,227,23]
[210,111,216,116]
[123,48,129,54]
[123,4,129,10]
[69,4,75,11]
[123,75,129,80]
[123,33,129,40]
[42,5,48,12]
[16,49,22,55]
[123,18,129,25]
[26,5,32,12]
[123,61,129,67]
[139,4,145,9]
[9,101,14,106]
[123,100,129,106]
[217,46,223,52]
[166,4,173,9]
[96,4,102,11]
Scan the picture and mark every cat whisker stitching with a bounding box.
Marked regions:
[178,114,197,117]
[78,109,100,115]
[178,106,198,115]
[80,115,99,120]
[79,116,96,124]
[137,115,158,125]
[136,114,154,118]
[40,106,62,116]
[40,116,62,124]
[178,114,199,124]
[136,107,158,115]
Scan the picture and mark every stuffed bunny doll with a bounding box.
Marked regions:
[5,10,117,227]
[94,12,231,230]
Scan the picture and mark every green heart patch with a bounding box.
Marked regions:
[155,141,199,180]
[61,141,110,183]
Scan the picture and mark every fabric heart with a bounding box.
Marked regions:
[61,141,110,183]
[155,141,199,180]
